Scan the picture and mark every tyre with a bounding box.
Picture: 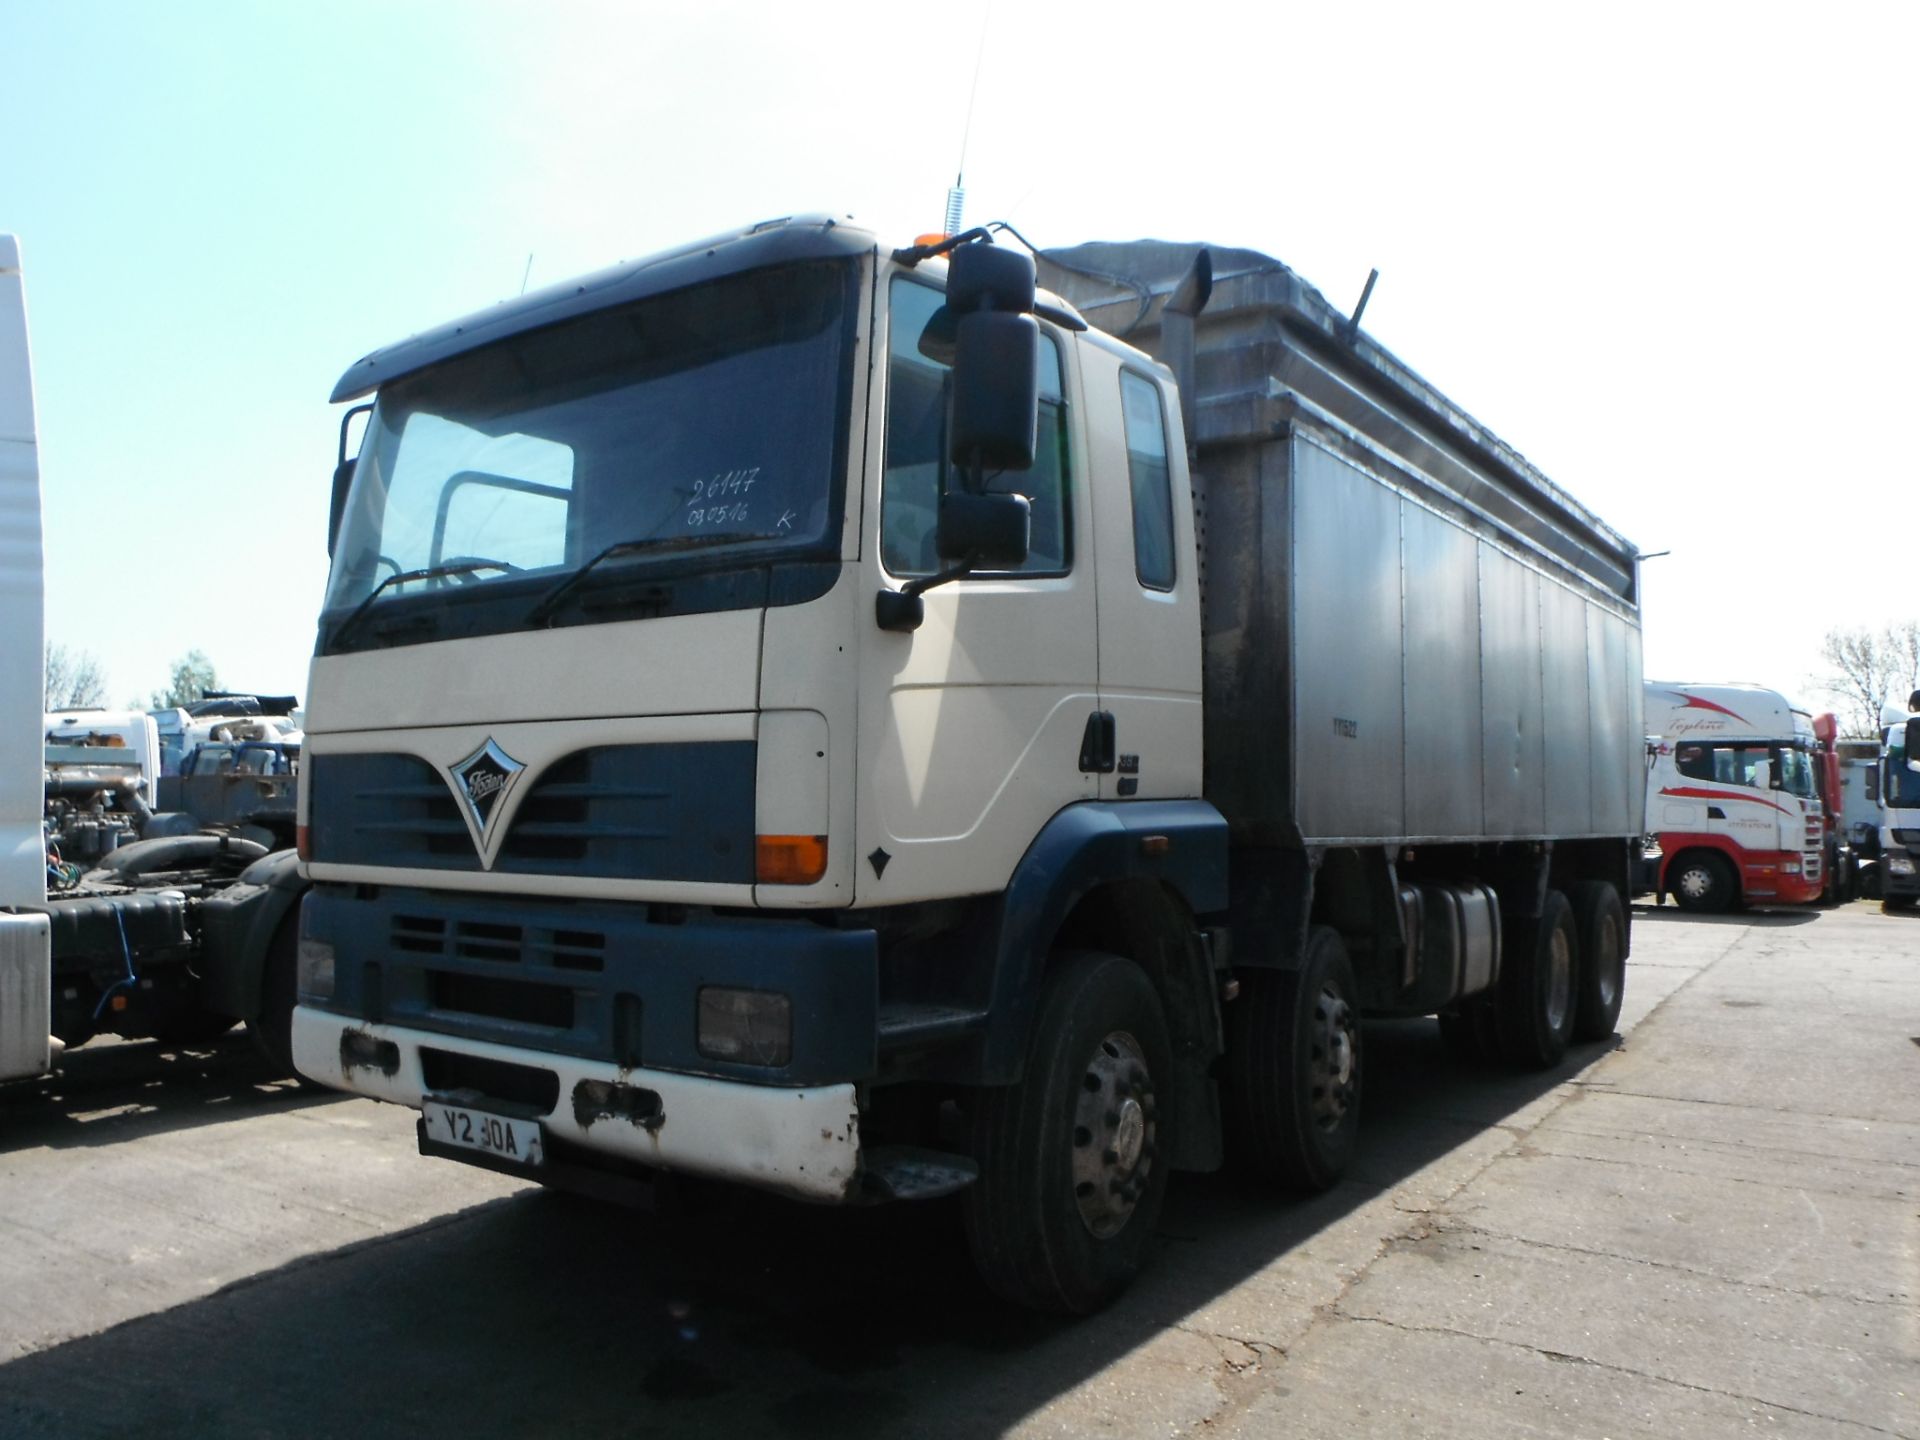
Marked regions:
[1566,881,1627,1044]
[1223,926,1362,1192]
[1669,851,1737,914]
[1885,894,1918,914]
[963,951,1174,1313]
[1496,890,1578,1069]
[248,914,301,1077]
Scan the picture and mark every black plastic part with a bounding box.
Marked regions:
[1079,712,1117,774]
[875,589,926,632]
[946,241,1037,315]
[950,313,1038,471]
[936,490,1030,565]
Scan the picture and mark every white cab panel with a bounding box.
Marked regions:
[306,606,762,733]
[1077,347,1203,801]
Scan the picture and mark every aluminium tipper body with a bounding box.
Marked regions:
[1040,241,1645,850]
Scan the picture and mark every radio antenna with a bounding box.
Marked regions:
[946,1,993,234]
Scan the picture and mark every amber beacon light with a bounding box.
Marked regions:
[755,834,828,885]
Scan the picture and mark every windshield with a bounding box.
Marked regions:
[1889,734,1920,808]
[1776,746,1816,800]
[321,259,856,647]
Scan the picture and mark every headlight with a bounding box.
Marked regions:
[297,937,337,1000]
[1892,829,1920,847]
[697,987,792,1066]
[1887,854,1917,876]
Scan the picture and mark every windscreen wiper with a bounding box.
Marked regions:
[328,559,518,648]
[526,533,746,626]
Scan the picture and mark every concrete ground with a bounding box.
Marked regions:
[1,899,1914,1438]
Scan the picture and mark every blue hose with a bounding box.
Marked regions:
[91,905,139,1021]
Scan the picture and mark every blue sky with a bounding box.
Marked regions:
[5,1,1915,711]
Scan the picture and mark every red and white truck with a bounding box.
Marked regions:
[1643,681,1825,911]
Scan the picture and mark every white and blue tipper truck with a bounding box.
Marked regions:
[293,217,1646,1311]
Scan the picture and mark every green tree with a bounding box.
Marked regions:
[149,650,220,710]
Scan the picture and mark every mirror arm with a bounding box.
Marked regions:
[875,556,979,633]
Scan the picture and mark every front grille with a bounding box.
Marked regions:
[308,742,755,883]
[390,914,605,973]
[419,1049,561,1112]
[429,970,574,1029]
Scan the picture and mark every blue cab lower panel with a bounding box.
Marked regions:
[301,884,878,1087]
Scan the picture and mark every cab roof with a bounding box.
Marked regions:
[329,215,876,403]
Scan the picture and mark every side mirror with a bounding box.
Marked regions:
[329,402,374,559]
[1907,717,1920,768]
[946,241,1036,314]
[936,491,1029,567]
[327,457,354,559]
[950,312,1038,472]
[946,242,1039,476]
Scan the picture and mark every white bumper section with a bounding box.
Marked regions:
[291,1006,862,1202]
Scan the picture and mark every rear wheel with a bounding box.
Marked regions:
[964,951,1173,1314]
[1496,890,1578,1068]
[1669,851,1737,913]
[1567,881,1627,1043]
[1223,926,1362,1192]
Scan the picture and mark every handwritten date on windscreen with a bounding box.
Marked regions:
[686,467,760,528]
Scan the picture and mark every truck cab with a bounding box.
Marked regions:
[295,218,1206,1209]
[1643,682,1826,910]
[1879,698,1920,911]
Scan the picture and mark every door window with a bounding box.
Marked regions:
[881,278,1069,578]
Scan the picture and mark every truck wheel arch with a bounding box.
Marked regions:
[977,802,1229,1103]
[195,848,311,1022]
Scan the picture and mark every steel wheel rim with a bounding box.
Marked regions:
[1545,925,1573,1031]
[1070,1029,1155,1239]
[1678,865,1712,900]
[1595,912,1622,1009]
[1308,983,1357,1133]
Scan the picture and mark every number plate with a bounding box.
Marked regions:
[423,1102,545,1168]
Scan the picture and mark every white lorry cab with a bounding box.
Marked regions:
[294,218,1646,1311]
[1877,695,1920,912]
[1643,681,1825,910]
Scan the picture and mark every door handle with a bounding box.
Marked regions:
[1079,711,1116,774]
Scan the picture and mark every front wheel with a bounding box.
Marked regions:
[1670,851,1737,914]
[964,951,1174,1314]
[1223,926,1362,1192]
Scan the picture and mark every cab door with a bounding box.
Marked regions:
[855,275,1099,903]
[1080,356,1203,802]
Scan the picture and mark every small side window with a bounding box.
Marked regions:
[1120,372,1175,591]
